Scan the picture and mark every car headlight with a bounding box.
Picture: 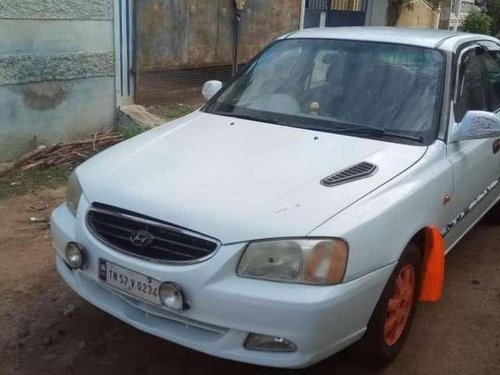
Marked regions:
[238,238,348,285]
[66,171,83,216]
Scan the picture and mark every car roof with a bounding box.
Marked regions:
[284,27,499,51]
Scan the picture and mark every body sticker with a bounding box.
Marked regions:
[442,177,500,237]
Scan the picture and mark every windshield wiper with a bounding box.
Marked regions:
[212,110,424,143]
[213,111,284,125]
[313,124,424,143]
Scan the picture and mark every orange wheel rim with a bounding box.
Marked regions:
[384,264,415,346]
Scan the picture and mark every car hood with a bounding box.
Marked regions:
[78,112,427,244]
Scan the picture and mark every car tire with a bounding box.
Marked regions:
[348,243,422,367]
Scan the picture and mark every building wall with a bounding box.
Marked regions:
[397,0,440,29]
[136,0,301,70]
[449,0,475,31]
[135,0,301,104]
[0,0,116,162]
[238,0,302,62]
[366,0,389,26]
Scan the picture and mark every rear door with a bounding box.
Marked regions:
[444,44,500,249]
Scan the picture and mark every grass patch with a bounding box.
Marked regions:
[120,125,145,140]
[0,166,71,200]
[119,103,200,140]
[148,103,200,121]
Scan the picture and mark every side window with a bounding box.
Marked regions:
[455,48,488,122]
[483,47,500,112]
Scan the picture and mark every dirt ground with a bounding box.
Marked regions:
[0,187,499,375]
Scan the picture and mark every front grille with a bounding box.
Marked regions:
[321,162,377,187]
[87,203,220,263]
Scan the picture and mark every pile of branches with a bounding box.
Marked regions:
[0,132,123,178]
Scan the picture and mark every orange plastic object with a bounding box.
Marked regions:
[419,227,445,302]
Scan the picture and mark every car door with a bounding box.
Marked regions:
[444,44,500,250]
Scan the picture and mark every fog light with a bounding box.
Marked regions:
[244,333,297,352]
[65,242,85,269]
[159,282,187,312]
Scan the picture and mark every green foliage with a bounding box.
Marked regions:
[427,0,448,10]
[387,0,410,26]
[119,125,145,140]
[149,103,198,121]
[463,9,492,35]
[487,0,500,37]
[119,103,198,140]
[0,166,70,200]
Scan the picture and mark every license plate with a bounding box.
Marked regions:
[98,259,162,306]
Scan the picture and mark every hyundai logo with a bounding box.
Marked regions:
[130,230,154,247]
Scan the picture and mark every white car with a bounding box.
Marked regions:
[51,27,500,368]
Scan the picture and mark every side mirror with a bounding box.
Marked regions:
[202,80,222,101]
[450,110,500,143]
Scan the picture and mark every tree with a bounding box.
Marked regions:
[428,0,449,10]
[387,0,411,26]
[463,9,492,35]
[487,0,500,37]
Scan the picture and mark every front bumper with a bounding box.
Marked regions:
[51,198,394,368]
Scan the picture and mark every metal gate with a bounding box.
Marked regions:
[304,0,367,29]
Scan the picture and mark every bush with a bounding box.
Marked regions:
[487,0,500,37]
[463,9,493,35]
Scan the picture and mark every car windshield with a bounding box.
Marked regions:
[204,39,445,144]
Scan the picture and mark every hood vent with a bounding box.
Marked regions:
[321,162,377,187]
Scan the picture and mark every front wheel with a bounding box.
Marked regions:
[349,243,421,367]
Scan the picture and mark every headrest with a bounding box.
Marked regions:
[322,52,339,65]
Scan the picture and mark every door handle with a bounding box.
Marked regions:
[493,139,500,154]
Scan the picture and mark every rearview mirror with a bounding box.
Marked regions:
[202,80,222,101]
[450,111,500,143]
